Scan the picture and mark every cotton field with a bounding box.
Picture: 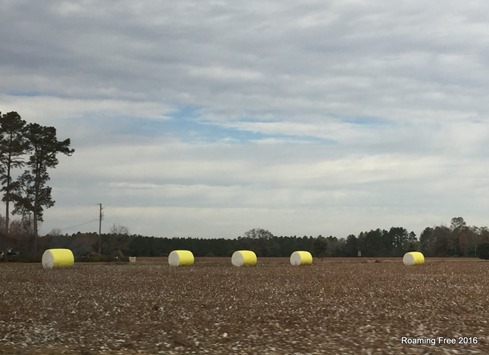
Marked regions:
[0,258,488,354]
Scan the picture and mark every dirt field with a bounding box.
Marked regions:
[0,257,487,354]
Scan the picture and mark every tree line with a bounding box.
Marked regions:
[0,111,74,252]
[4,218,489,261]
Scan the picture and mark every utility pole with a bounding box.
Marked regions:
[98,203,103,255]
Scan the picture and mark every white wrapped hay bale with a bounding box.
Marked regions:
[290,251,313,266]
[168,250,194,266]
[231,250,257,267]
[403,251,425,266]
[129,257,136,263]
[42,248,75,269]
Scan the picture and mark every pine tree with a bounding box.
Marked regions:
[0,111,28,234]
[13,123,74,251]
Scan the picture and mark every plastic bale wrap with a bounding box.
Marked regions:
[403,251,425,266]
[42,249,75,269]
[231,250,257,267]
[290,251,313,266]
[168,250,194,267]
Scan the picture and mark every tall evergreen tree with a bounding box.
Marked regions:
[0,111,28,234]
[13,123,74,248]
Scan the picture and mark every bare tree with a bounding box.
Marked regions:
[110,224,129,235]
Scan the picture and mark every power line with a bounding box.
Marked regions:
[60,219,99,231]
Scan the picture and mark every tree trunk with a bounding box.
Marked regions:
[5,201,9,235]
[33,173,40,254]
[4,155,11,234]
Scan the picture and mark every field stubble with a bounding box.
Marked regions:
[0,257,488,354]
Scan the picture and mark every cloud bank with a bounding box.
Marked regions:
[1,0,489,237]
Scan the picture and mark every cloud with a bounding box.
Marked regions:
[2,0,489,238]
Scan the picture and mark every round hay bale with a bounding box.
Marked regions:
[403,251,425,266]
[290,251,313,266]
[168,250,194,267]
[42,248,75,269]
[231,250,257,267]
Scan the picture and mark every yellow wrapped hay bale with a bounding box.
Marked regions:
[42,248,75,269]
[168,250,194,267]
[403,251,425,266]
[290,251,313,266]
[231,250,257,267]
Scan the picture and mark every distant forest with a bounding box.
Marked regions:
[2,217,489,261]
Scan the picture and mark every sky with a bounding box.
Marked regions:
[1,0,489,238]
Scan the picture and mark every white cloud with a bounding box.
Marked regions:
[2,0,489,238]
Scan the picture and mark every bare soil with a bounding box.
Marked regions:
[0,257,487,354]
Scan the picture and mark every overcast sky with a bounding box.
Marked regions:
[1,1,489,238]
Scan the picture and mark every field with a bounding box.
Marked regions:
[0,257,488,354]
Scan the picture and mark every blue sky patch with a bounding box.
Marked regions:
[160,106,337,144]
[342,116,394,126]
